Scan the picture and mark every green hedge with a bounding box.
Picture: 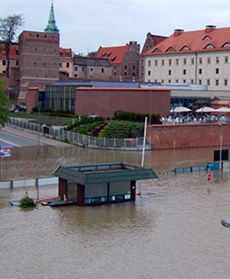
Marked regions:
[113,110,161,124]
[99,120,144,138]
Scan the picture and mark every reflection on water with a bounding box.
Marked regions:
[1,172,230,278]
[1,144,225,180]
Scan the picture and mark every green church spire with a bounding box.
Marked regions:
[44,2,59,34]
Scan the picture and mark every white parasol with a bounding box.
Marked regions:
[195,106,216,113]
[170,106,191,113]
[215,107,230,113]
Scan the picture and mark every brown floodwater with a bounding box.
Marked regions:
[0,144,224,180]
[1,145,230,278]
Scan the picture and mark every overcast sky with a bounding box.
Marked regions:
[1,0,230,54]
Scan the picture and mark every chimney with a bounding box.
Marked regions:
[205,25,216,33]
[174,29,184,37]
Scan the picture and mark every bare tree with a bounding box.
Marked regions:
[0,15,23,77]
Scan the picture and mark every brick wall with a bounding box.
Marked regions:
[148,123,229,149]
[75,88,170,118]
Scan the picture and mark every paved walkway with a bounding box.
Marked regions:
[2,125,71,147]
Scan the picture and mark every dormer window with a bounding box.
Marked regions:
[166,47,176,52]
[202,35,212,41]
[152,48,161,53]
[205,44,215,49]
[180,46,191,51]
[223,42,230,48]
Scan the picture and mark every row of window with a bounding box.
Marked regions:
[148,56,229,67]
[151,79,229,86]
[148,68,221,76]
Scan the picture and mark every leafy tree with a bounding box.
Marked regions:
[0,15,23,77]
[0,80,10,127]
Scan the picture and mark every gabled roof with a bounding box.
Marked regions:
[54,162,158,184]
[141,33,167,55]
[144,26,230,56]
[96,45,129,64]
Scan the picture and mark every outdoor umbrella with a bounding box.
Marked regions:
[215,107,230,113]
[170,106,191,113]
[195,106,216,113]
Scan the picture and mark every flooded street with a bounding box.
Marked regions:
[1,143,230,278]
[1,143,221,180]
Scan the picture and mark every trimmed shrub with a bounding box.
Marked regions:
[19,196,36,208]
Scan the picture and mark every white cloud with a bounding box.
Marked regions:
[1,0,230,54]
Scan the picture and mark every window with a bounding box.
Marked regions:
[207,57,211,64]
[199,57,202,64]
[191,79,194,84]
[216,57,219,63]
[199,69,202,74]
[175,79,179,83]
[183,69,186,75]
[66,62,69,68]
[199,79,202,85]
[169,59,172,66]
[2,60,6,65]
[183,58,187,65]
[16,60,19,66]
[91,67,93,71]
[168,70,171,75]
[216,79,219,86]
[224,79,228,86]
[191,58,194,65]
[148,60,151,67]
[183,79,186,83]
[162,59,165,66]
[225,56,228,63]
[176,58,179,65]
[75,66,78,71]
[101,68,104,73]
[216,68,219,74]
[124,65,127,69]
[168,80,171,83]
[65,53,70,57]
[161,80,164,83]
[155,60,158,66]
[124,72,127,76]
[148,70,151,76]
[207,79,210,86]
[132,65,135,70]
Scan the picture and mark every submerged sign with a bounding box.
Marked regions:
[0,146,12,158]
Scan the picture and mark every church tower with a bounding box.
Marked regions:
[44,2,59,34]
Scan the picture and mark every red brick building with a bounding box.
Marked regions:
[18,31,60,102]
[75,88,170,118]
[96,41,140,82]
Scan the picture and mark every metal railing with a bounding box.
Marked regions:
[7,118,152,151]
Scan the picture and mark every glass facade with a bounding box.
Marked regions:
[84,182,132,205]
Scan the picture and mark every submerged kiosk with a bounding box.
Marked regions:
[54,162,158,205]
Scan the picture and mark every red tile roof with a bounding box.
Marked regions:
[59,47,73,60]
[144,26,230,56]
[96,45,129,64]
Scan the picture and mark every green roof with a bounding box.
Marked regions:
[54,162,158,185]
[44,3,59,34]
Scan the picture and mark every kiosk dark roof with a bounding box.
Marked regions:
[54,162,158,185]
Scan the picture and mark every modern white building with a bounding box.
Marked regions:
[143,26,230,91]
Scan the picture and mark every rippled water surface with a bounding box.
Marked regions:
[1,171,230,279]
